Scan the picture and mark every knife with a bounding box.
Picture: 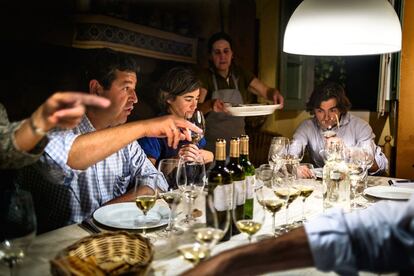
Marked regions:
[79,217,101,234]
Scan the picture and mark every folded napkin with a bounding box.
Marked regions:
[388,179,414,188]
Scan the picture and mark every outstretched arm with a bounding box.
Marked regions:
[67,115,202,170]
[14,92,110,152]
[248,78,284,108]
[182,227,313,276]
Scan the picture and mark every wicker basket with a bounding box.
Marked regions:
[50,231,153,276]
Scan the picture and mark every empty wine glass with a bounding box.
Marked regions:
[268,137,289,171]
[134,176,159,241]
[0,190,37,276]
[158,158,181,190]
[185,110,205,144]
[286,139,305,165]
[357,140,376,187]
[176,156,206,225]
[345,147,366,210]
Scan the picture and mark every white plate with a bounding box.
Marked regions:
[363,186,414,200]
[226,104,281,117]
[93,202,170,230]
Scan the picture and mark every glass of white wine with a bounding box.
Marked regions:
[233,189,265,243]
[255,183,284,238]
[293,163,316,224]
[159,190,182,236]
[134,176,159,241]
[194,193,230,249]
[273,167,300,233]
[0,190,37,276]
[158,158,185,235]
[177,243,210,267]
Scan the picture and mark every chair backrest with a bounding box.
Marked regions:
[247,131,276,167]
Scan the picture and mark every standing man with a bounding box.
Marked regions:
[18,48,202,233]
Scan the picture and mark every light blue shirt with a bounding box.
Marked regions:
[305,195,414,275]
[17,116,167,232]
[293,113,388,174]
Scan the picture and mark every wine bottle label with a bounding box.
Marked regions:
[234,180,246,205]
[213,185,233,211]
[245,175,255,199]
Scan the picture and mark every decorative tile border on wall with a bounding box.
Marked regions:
[73,15,197,63]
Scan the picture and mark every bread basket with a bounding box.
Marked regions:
[50,231,153,276]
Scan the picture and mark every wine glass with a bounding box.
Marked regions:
[255,166,284,238]
[357,140,376,187]
[176,156,206,225]
[194,193,231,249]
[286,139,305,165]
[231,185,264,243]
[158,158,181,190]
[134,176,159,241]
[0,190,37,275]
[268,137,289,171]
[158,159,185,236]
[293,163,316,224]
[159,190,182,236]
[272,166,299,233]
[345,147,366,209]
[185,110,205,144]
[177,243,210,267]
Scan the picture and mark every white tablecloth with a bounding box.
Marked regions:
[0,176,399,276]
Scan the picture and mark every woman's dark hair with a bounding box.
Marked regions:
[86,48,138,90]
[306,81,352,115]
[207,32,233,53]
[158,67,201,112]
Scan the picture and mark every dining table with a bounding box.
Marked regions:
[0,176,406,276]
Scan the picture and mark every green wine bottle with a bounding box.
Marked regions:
[207,138,233,241]
[240,135,255,219]
[227,137,246,235]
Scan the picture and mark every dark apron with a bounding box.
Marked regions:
[205,73,245,154]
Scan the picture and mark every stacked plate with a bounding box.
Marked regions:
[226,104,281,117]
[363,186,414,200]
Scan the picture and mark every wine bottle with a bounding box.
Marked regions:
[239,135,255,219]
[207,138,233,241]
[227,137,246,235]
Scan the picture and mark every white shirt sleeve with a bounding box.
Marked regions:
[305,196,414,274]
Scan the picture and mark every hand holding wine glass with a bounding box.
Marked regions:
[0,190,37,276]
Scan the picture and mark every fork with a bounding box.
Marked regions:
[79,217,101,234]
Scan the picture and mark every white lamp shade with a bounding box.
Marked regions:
[283,0,402,56]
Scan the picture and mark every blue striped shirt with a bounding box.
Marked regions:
[17,116,167,232]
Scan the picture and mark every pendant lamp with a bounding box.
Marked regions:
[283,0,402,56]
